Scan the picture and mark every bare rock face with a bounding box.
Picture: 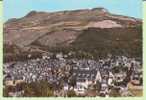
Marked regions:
[86,20,122,28]
[3,7,142,61]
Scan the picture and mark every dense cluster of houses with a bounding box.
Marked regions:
[3,53,142,97]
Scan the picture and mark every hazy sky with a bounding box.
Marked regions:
[4,0,142,20]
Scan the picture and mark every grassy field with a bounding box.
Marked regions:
[128,83,143,97]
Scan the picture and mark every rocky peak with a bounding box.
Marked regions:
[25,11,38,17]
[91,7,109,13]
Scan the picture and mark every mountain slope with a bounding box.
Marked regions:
[3,7,142,62]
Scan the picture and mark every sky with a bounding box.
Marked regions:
[4,0,142,21]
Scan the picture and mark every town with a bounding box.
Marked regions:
[3,53,143,97]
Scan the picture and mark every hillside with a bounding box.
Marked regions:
[3,7,142,62]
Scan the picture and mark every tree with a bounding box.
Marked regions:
[96,80,101,92]
[3,87,9,97]
[23,81,54,97]
[109,88,121,97]
[67,90,77,97]
[68,76,76,88]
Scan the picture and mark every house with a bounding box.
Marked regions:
[131,71,142,85]
[63,83,69,91]
[100,81,109,96]
[74,79,88,95]
[108,72,114,86]
[95,71,102,82]
[8,90,24,97]
[114,72,126,83]
[56,53,64,60]
[73,65,98,95]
